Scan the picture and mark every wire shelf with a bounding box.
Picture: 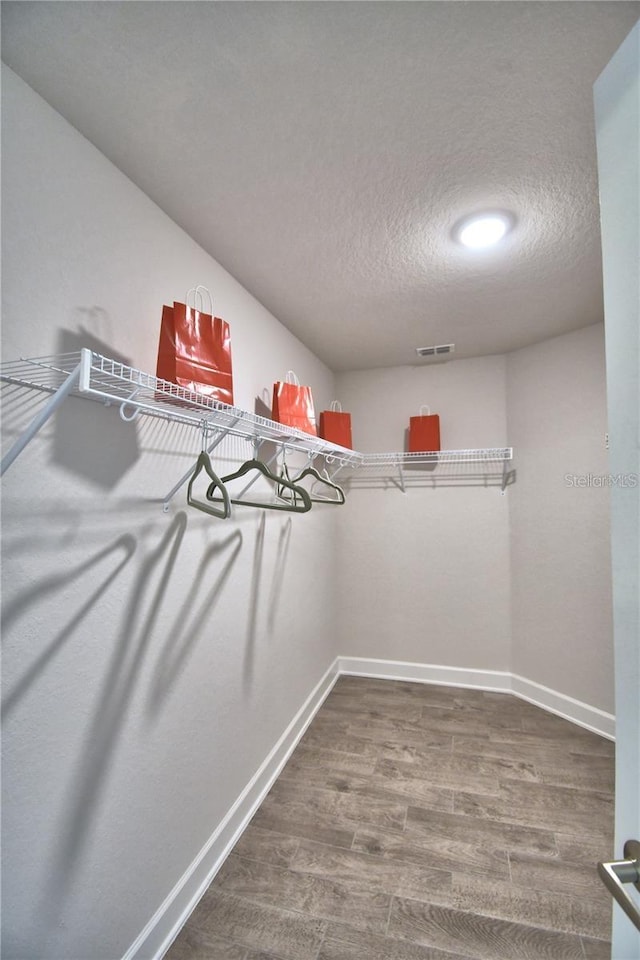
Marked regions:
[0,350,362,465]
[358,448,512,467]
[0,353,86,391]
[0,349,514,493]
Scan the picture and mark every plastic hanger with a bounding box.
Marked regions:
[207,458,312,513]
[278,463,345,505]
[303,465,346,504]
[187,451,231,518]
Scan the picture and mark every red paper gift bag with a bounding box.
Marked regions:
[409,405,441,452]
[156,286,233,404]
[318,400,353,449]
[272,370,317,436]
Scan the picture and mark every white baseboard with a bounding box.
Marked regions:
[337,656,512,693]
[123,658,340,960]
[338,656,615,740]
[125,655,614,960]
[510,672,615,740]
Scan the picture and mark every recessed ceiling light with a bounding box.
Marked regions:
[454,212,514,250]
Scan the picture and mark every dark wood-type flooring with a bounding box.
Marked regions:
[166,676,615,960]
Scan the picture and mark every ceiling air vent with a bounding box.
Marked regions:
[415,343,455,359]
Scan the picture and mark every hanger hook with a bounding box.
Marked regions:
[200,419,210,451]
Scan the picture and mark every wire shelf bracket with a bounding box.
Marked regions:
[0,361,82,477]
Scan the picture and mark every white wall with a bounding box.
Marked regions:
[1,66,339,960]
[334,357,512,671]
[507,324,614,712]
[334,329,614,718]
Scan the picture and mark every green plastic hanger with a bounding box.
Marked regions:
[278,463,345,505]
[187,451,231,519]
[207,458,312,513]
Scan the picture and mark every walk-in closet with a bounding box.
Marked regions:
[2,4,639,960]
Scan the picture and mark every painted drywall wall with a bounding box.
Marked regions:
[595,20,640,958]
[334,332,614,720]
[333,357,512,670]
[1,66,339,960]
[507,323,614,712]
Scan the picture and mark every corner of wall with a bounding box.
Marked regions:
[505,324,614,714]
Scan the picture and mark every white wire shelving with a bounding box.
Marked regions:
[0,349,360,465]
[355,449,512,467]
[331,448,514,492]
[0,349,514,498]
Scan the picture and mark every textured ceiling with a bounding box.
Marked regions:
[2,1,638,371]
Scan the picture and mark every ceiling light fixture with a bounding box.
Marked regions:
[454,212,514,250]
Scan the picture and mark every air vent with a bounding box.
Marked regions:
[415,343,455,359]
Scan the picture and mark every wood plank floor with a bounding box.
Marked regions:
[165,677,615,960]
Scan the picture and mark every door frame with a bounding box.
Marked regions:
[594,20,640,960]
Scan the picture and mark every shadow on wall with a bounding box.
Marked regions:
[255,389,272,421]
[1,533,138,720]
[146,528,243,718]
[3,499,250,954]
[244,512,266,690]
[254,392,281,474]
[52,325,140,489]
[244,512,294,688]
[32,511,189,954]
[267,516,292,636]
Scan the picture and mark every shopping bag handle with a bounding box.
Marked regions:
[329,400,343,412]
[419,405,431,416]
[285,370,301,386]
[186,285,214,315]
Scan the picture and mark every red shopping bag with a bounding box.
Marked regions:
[318,401,353,449]
[409,405,441,452]
[272,371,317,436]
[156,286,233,404]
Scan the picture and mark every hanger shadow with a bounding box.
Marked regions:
[1,534,137,720]
[244,512,266,689]
[42,512,187,920]
[267,516,293,636]
[146,528,243,717]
